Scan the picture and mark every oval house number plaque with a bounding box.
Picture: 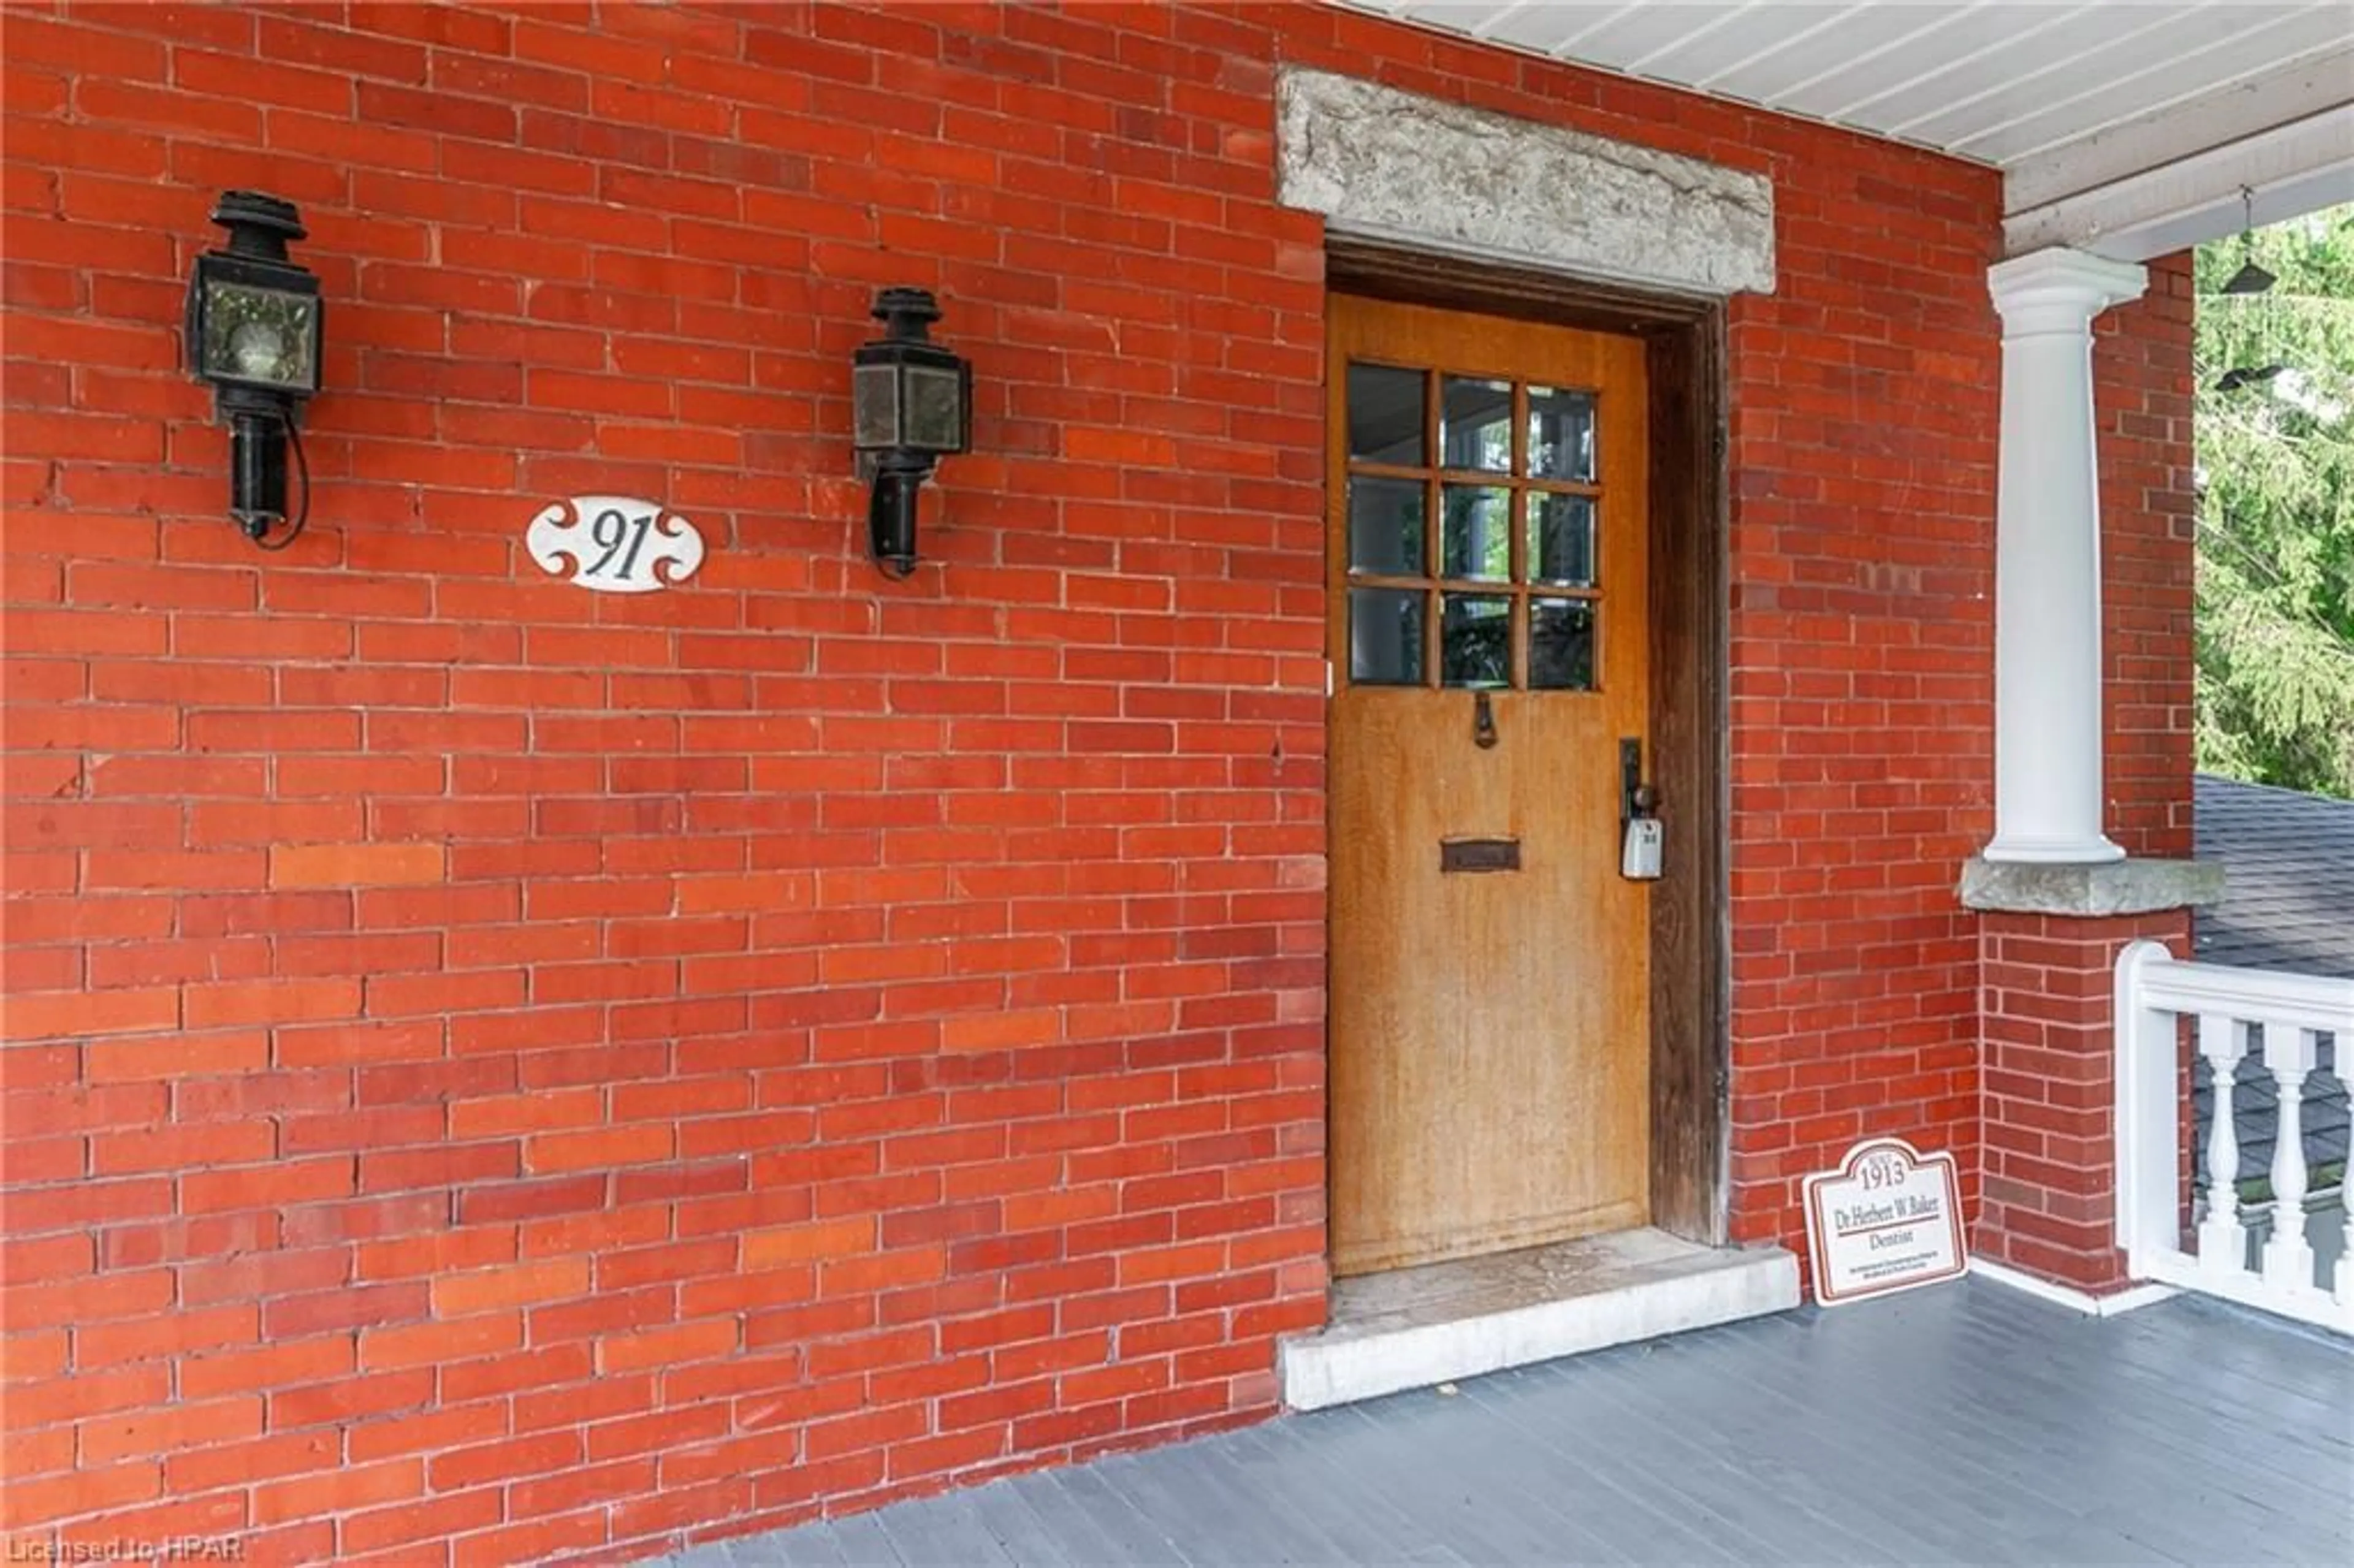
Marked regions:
[527,496,705,593]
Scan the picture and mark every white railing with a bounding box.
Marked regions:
[2116,941,2353,1334]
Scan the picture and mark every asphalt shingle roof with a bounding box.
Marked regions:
[2192,774,2354,980]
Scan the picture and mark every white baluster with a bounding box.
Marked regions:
[2336,1037,2354,1318]
[2336,1133,2354,1320]
[2196,1013,2249,1276]
[2260,1022,2318,1293]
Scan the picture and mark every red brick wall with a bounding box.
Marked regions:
[2097,251,2198,861]
[0,0,2194,1558]
[1709,127,2002,1249]
[1976,911,2190,1290]
[3,7,1325,1560]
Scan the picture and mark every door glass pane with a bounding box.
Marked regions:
[1348,363,1424,466]
[1441,485,1512,581]
[1528,493,1596,586]
[1347,477,1425,577]
[1528,386,1594,481]
[1440,594,1512,689]
[1529,599,1595,690]
[1350,588,1425,686]
[1439,376,1513,473]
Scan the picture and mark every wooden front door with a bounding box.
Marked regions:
[1327,294,1653,1277]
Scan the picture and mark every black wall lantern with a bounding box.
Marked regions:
[183,191,322,548]
[851,287,970,578]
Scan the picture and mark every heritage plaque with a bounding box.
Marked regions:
[1802,1136,1967,1306]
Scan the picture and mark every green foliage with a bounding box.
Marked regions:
[2195,204,2354,799]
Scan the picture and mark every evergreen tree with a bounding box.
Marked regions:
[2194,202,2354,799]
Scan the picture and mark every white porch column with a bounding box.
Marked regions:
[1982,248,2148,865]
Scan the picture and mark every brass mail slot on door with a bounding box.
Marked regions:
[1439,837,1521,873]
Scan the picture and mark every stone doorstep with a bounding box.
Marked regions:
[1278,1227,1803,1412]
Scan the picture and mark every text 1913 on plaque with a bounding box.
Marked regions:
[1803,1136,1967,1306]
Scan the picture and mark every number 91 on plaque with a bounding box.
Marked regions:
[527,496,706,594]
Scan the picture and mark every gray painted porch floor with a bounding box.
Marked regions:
[669,1277,2353,1567]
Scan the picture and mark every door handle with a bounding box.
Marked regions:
[1620,737,1663,881]
[1620,737,1657,824]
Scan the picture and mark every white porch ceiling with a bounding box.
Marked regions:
[1338,2,2354,257]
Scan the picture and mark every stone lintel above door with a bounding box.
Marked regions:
[1276,69,1777,299]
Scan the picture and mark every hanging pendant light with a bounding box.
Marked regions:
[2220,186,2275,296]
[2214,364,2285,394]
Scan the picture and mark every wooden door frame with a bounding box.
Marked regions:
[1326,237,1731,1247]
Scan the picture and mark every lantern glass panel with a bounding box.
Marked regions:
[852,363,901,449]
[902,363,966,453]
[200,280,317,392]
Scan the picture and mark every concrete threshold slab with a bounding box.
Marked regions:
[1279,1227,1801,1410]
